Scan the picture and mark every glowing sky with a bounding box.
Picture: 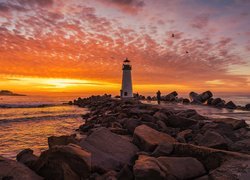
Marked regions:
[0,0,250,95]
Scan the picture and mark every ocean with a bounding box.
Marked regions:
[0,94,249,160]
[0,95,88,159]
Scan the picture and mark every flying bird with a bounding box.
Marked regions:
[186,51,189,54]
[172,33,175,37]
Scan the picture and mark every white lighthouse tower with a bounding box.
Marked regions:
[121,58,133,98]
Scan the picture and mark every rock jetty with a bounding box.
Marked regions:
[2,95,250,179]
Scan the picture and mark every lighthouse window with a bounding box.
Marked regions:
[124,92,128,96]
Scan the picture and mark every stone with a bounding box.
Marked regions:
[140,114,156,123]
[109,128,128,135]
[133,125,176,152]
[117,165,134,180]
[34,144,91,180]
[153,111,168,122]
[225,101,237,109]
[164,91,178,101]
[123,118,141,134]
[156,120,168,131]
[207,98,214,105]
[165,115,198,128]
[198,131,228,149]
[151,143,173,157]
[213,118,248,130]
[246,104,250,110]
[16,149,38,169]
[230,139,250,154]
[211,98,225,107]
[198,91,213,103]
[96,171,117,180]
[177,129,193,143]
[80,128,138,173]
[176,109,198,118]
[0,156,42,180]
[182,98,190,104]
[157,156,206,179]
[133,155,165,180]
[48,135,78,148]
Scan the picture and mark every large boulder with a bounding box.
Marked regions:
[225,101,237,109]
[48,135,79,148]
[164,91,178,101]
[213,118,248,130]
[133,155,165,180]
[16,149,38,169]
[165,115,198,128]
[132,125,176,152]
[34,144,91,180]
[229,139,250,154]
[80,128,138,173]
[0,156,42,180]
[157,156,206,179]
[211,98,225,108]
[151,143,173,157]
[198,131,228,149]
[123,118,141,134]
[133,155,206,180]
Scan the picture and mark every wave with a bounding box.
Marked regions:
[0,103,67,108]
[0,113,82,124]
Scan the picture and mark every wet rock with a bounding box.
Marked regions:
[207,98,214,105]
[164,91,178,101]
[166,115,198,128]
[198,91,213,103]
[198,131,228,149]
[246,104,250,110]
[48,135,78,148]
[34,144,91,180]
[16,149,38,169]
[133,125,176,152]
[157,156,206,179]
[153,111,168,122]
[182,98,190,104]
[0,156,42,180]
[133,155,165,180]
[123,118,141,134]
[211,98,225,108]
[156,120,168,131]
[225,101,237,109]
[80,128,138,173]
[151,143,173,157]
[176,109,198,118]
[190,92,200,103]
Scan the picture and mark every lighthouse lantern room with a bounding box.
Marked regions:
[121,58,133,98]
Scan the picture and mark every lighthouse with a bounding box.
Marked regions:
[121,58,133,98]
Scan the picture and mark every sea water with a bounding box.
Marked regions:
[0,95,88,159]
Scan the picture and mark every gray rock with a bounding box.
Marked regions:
[0,156,42,180]
[132,125,176,152]
[80,128,138,173]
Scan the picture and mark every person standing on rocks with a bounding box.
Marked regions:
[156,90,161,104]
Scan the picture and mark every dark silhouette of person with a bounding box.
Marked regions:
[156,90,161,104]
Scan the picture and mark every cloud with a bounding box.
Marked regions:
[17,0,54,7]
[191,14,210,29]
[97,0,145,14]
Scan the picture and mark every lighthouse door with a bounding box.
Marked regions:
[124,92,128,96]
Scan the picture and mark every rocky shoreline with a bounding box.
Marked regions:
[1,95,250,179]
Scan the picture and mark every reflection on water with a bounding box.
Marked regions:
[0,105,87,159]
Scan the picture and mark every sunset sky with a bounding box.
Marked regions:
[0,0,250,95]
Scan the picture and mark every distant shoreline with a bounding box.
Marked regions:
[0,90,26,96]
